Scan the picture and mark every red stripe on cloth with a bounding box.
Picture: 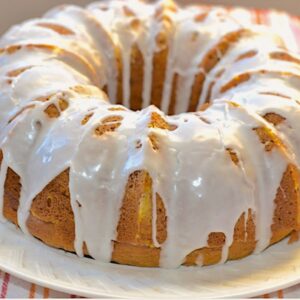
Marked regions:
[43,287,49,298]
[0,273,10,298]
[258,10,269,26]
[29,283,36,298]
[252,9,270,26]
[255,9,261,24]
[290,17,300,51]
[277,290,284,298]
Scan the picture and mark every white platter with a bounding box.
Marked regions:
[1,222,300,298]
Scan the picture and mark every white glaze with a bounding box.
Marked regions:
[0,0,299,268]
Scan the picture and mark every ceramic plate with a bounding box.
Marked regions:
[1,222,300,298]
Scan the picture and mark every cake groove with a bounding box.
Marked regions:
[0,0,300,268]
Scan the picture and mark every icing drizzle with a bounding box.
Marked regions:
[0,0,300,268]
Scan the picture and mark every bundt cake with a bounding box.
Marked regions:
[1,0,300,268]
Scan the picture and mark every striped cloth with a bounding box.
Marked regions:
[1,6,300,300]
[0,271,68,298]
[0,270,300,298]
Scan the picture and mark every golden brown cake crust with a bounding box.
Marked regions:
[1,3,300,269]
[2,153,300,267]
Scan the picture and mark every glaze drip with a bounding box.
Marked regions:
[0,0,300,268]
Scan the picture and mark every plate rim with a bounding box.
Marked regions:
[2,258,300,299]
[1,221,300,299]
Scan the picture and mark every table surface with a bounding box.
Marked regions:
[1,0,300,297]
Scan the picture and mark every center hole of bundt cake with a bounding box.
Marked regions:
[112,46,199,115]
[119,91,208,115]
[110,54,213,114]
[115,86,198,115]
